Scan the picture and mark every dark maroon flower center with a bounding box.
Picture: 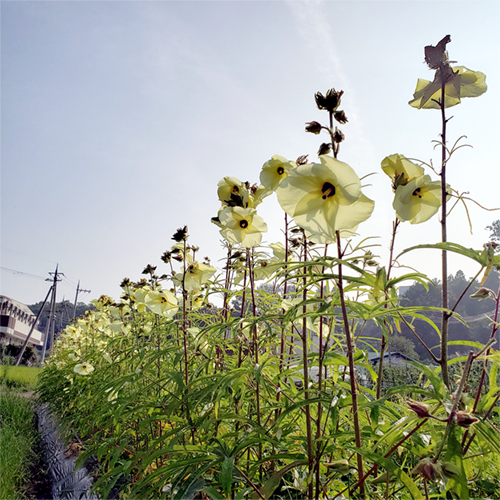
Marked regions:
[321,182,336,199]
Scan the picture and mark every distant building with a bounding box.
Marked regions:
[368,351,415,367]
[0,295,44,346]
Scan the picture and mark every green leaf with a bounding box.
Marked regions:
[250,460,308,500]
[221,455,234,497]
[175,477,206,500]
[447,340,488,350]
[473,420,500,454]
[203,486,226,500]
[407,361,446,399]
[444,426,469,499]
[398,242,487,265]
[346,446,424,499]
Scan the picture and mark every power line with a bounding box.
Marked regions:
[1,267,48,281]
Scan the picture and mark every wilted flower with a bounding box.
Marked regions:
[260,155,296,192]
[74,362,94,375]
[409,66,487,109]
[393,175,447,224]
[424,34,451,70]
[219,206,268,248]
[276,155,374,243]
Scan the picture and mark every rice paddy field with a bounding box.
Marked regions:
[0,365,40,391]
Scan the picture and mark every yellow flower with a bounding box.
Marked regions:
[260,155,296,192]
[270,242,286,261]
[393,175,446,224]
[276,155,374,243]
[176,260,216,292]
[409,66,487,109]
[217,176,249,207]
[74,362,94,375]
[381,154,424,189]
[144,289,178,317]
[129,285,152,313]
[248,184,272,208]
[219,206,268,248]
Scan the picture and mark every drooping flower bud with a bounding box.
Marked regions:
[333,128,345,143]
[334,110,348,124]
[456,411,479,427]
[407,399,431,419]
[412,457,442,481]
[305,121,322,134]
[318,143,331,156]
[470,287,493,300]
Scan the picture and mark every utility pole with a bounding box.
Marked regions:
[15,285,53,366]
[39,265,63,366]
[72,280,91,319]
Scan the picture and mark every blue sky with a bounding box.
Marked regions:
[2,0,499,306]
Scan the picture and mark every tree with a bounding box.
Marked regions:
[389,335,419,360]
[28,300,93,337]
[486,219,500,242]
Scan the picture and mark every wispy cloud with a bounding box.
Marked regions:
[288,0,349,88]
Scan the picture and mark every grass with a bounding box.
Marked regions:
[0,393,41,499]
[0,365,40,391]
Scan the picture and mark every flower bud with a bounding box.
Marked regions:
[334,110,348,124]
[172,226,188,242]
[296,155,309,165]
[470,287,493,300]
[333,128,345,143]
[407,400,431,419]
[412,457,442,480]
[456,411,479,427]
[161,251,172,264]
[142,264,157,275]
[315,88,344,112]
[305,121,322,134]
[318,143,331,156]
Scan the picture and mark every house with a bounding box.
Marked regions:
[0,295,44,347]
[368,351,416,368]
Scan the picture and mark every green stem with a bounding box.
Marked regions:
[439,75,451,389]
[247,248,263,476]
[336,232,365,498]
[376,218,400,399]
[434,350,474,463]
[301,232,314,499]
